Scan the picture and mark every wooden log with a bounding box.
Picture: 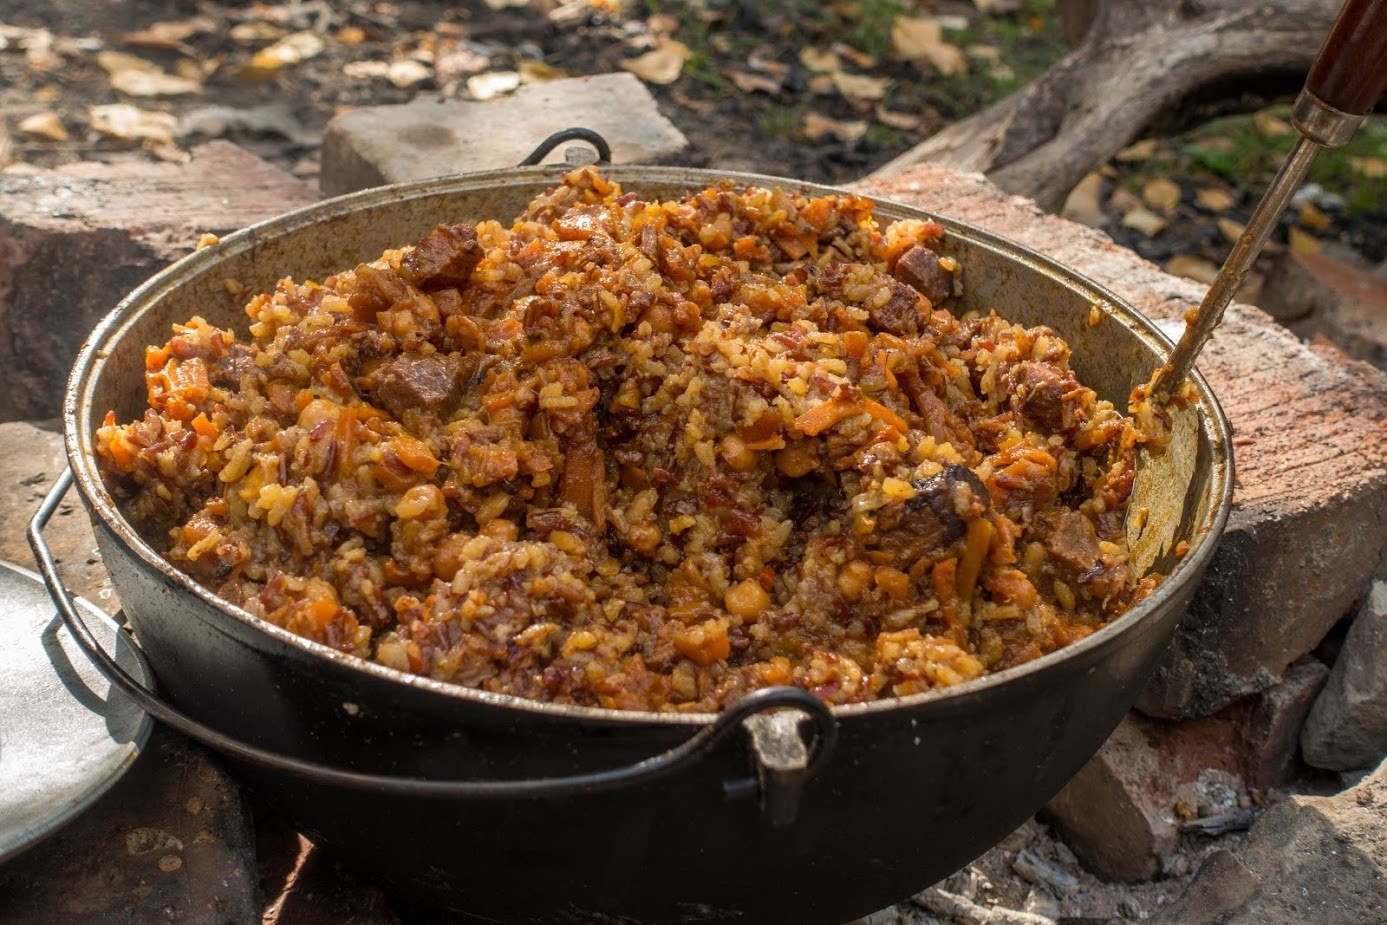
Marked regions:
[870,0,1342,210]
[857,165,1387,718]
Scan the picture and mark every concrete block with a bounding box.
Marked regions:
[319,73,689,196]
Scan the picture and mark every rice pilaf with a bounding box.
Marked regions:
[96,167,1158,712]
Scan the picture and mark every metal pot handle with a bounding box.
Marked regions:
[29,469,836,822]
[518,128,612,167]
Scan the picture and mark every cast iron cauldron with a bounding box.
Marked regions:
[32,150,1231,924]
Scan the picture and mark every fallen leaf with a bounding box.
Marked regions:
[1107,187,1142,213]
[1121,207,1166,237]
[18,110,68,142]
[242,31,324,81]
[748,47,790,77]
[119,17,215,50]
[1297,201,1332,231]
[435,46,491,83]
[892,17,967,75]
[802,111,867,142]
[875,106,921,131]
[518,59,568,83]
[337,26,367,46]
[34,84,61,103]
[23,28,62,72]
[1061,172,1106,228]
[89,103,177,144]
[467,70,522,99]
[728,69,782,95]
[1288,227,1320,254]
[1115,139,1158,162]
[672,89,717,116]
[1164,255,1220,285]
[832,42,877,69]
[973,0,1022,11]
[1195,187,1236,212]
[799,47,840,74]
[807,74,836,95]
[1216,217,1245,244]
[646,14,680,35]
[621,40,691,85]
[483,0,531,7]
[100,50,204,96]
[1142,176,1181,213]
[1253,111,1292,136]
[966,44,1001,62]
[1348,156,1387,178]
[832,71,890,101]
[229,22,286,44]
[936,15,971,30]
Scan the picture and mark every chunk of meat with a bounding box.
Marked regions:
[873,465,990,564]
[1008,361,1079,434]
[369,353,463,417]
[893,245,953,306]
[209,342,255,389]
[868,279,926,336]
[400,223,483,292]
[1041,509,1100,574]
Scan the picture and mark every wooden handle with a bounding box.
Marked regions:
[1307,0,1387,115]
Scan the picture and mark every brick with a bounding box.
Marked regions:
[857,166,1387,718]
[319,73,689,196]
[1245,657,1330,788]
[1145,758,1387,924]
[0,420,111,611]
[1302,581,1387,771]
[0,141,317,422]
[0,731,258,924]
[1259,249,1387,370]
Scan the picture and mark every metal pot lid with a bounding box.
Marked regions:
[0,560,153,863]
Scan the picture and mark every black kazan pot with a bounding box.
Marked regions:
[35,159,1231,925]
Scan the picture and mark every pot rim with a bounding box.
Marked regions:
[64,164,1234,729]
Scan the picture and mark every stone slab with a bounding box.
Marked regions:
[319,72,689,196]
[0,141,317,422]
[857,165,1387,718]
[1302,581,1387,771]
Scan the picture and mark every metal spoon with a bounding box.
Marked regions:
[1149,0,1387,402]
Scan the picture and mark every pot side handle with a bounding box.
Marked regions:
[28,469,836,823]
[518,128,613,167]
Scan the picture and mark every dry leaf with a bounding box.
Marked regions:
[100,50,204,96]
[89,103,177,144]
[1195,187,1236,212]
[621,41,690,85]
[973,0,1022,11]
[748,47,790,77]
[1142,176,1181,213]
[798,47,840,74]
[875,106,921,131]
[1108,187,1142,214]
[337,26,367,46]
[1216,217,1245,244]
[242,31,324,81]
[832,71,889,101]
[34,85,61,103]
[467,70,522,99]
[435,46,491,83]
[891,17,966,76]
[1121,207,1166,237]
[385,60,432,87]
[1164,255,1220,285]
[807,74,836,95]
[120,17,215,50]
[518,59,568,83]
[1288,227,1320,254]
[966,44,1001,62]
[23,29,62,72]
[802,111,867,142]
[483,0,531,7]
[728,69,782,95]
[18,110,68,142]
[646,14,681,35]
[1115,138,1158,162]
[1253,111,1292,136]
[832,42,877,69]
[1297,201,1332,231]
[1348,156,1387,178]
[1061,172,1106,228]
[229,22,286,44]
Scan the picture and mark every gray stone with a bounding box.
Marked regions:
[1246,656,1331,788]
[0,142,317,422]
[0,420,111,611]
[1146,759,1387,924]
[1302,581,1387,771]
[319,73,689,196]
[1260,249,1387,371]
[0,731,259,924]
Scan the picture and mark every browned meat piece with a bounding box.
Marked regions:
[1041,509,1100,574]
[369,353,463,417]
[1008,361,1078,434]
[209,342,255,389]
[893,245,953,306]
[873,465,989,564]
[348,263,411,321]
[400,223,483,292]
[869,279,926,336]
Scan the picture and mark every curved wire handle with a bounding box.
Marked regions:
[29,468,837,802]
[517,128,613,167]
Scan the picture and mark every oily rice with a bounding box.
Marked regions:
[96,167,1159,712]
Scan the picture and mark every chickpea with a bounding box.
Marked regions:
[432,533,471,581]
[481,518,519,541]
[774,441,818,478]
[836,560,874,601]
[395,483,444,519]
[874,566,911,601]
[719,435,759,472]
[724,578,772,619]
